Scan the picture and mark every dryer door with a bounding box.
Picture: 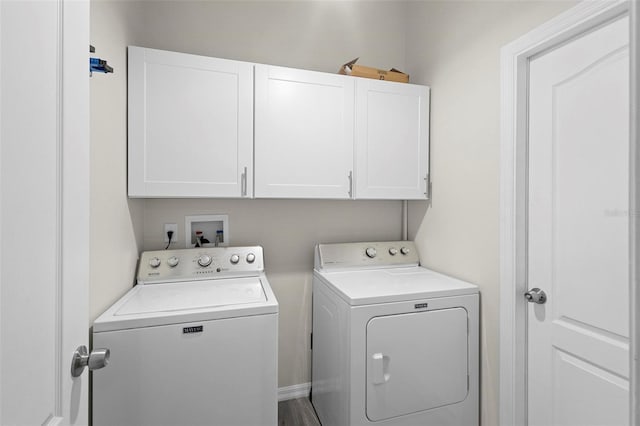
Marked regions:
[366,307,469,421]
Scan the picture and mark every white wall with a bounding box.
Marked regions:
[404,2,576,425]
[90,0,408,389]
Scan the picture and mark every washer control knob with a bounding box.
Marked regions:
[167,256,179,268]
[365,247,377,258]
[197,254,212,267]
[149,257,161,268]
[400,247,411,255]
[389,248,398,256]
[246,253,256,263]
[230,254,240,264]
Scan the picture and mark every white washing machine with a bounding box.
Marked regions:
[92,246,278,426]
[311,241,478,426]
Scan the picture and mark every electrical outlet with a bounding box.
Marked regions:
[164,223,178,242]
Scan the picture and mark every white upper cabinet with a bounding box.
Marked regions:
[128,46,253,198]
[128,47,430,200]
[354,79,429,200]
[254,65,355,199]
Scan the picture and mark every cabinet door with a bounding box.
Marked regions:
[355,79,429,200]
[128,47,253,197]
[254,65,354,199]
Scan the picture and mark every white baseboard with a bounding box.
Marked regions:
[278,382,311,401]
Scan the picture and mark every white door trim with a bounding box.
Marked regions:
[60,0,90,423]
[0,0,3,421]
[630,1,640,424]
[499,1,632,424]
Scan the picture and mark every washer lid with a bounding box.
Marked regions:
[315,266,478,306]
[93,276,278,332]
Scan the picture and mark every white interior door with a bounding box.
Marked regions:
[0,1,89,424]
[527,15,629,426]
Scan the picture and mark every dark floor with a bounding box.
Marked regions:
[278,397,321,426]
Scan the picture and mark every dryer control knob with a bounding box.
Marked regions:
[230,254,240,264]
[365,247,377,258]
[167,256,179,268]
[198,254,212,267]
[400,247,410,255]
[246,253,256,263]
[149,257,161,268]
[389,248,398,256]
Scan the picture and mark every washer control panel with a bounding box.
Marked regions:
[138,246,264,284]
[315,241,419,271]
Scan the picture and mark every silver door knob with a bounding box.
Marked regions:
[524,288,547,304]
[71,345,110,377]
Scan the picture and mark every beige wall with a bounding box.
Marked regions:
[126,1,408,74]
[144,199,402,386]
[90,0,580,419]
[90,0,409,389]
[90,1,145,321]
[404,1,576,425]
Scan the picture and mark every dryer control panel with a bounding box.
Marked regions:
[138,246,264,284]
[315,241,420,271]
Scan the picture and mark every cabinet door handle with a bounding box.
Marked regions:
[348,171,353,198]
[241,166,247,197]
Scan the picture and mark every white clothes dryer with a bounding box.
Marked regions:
[311,241,478,426]
[92,246,278,426]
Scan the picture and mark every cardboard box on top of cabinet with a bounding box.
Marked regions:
[339,58,409,83]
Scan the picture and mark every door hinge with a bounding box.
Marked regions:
[310,332,313,350]
[424,172,431,197]
[348,171,353,198]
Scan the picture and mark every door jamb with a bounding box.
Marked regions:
[630,0,639,423]
[499,1,632,424]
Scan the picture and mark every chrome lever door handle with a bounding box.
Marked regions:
[524,288,547,304]
[71,345,110,377]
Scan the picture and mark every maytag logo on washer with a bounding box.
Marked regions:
[414,303,428,309]
[183,325,203,334]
